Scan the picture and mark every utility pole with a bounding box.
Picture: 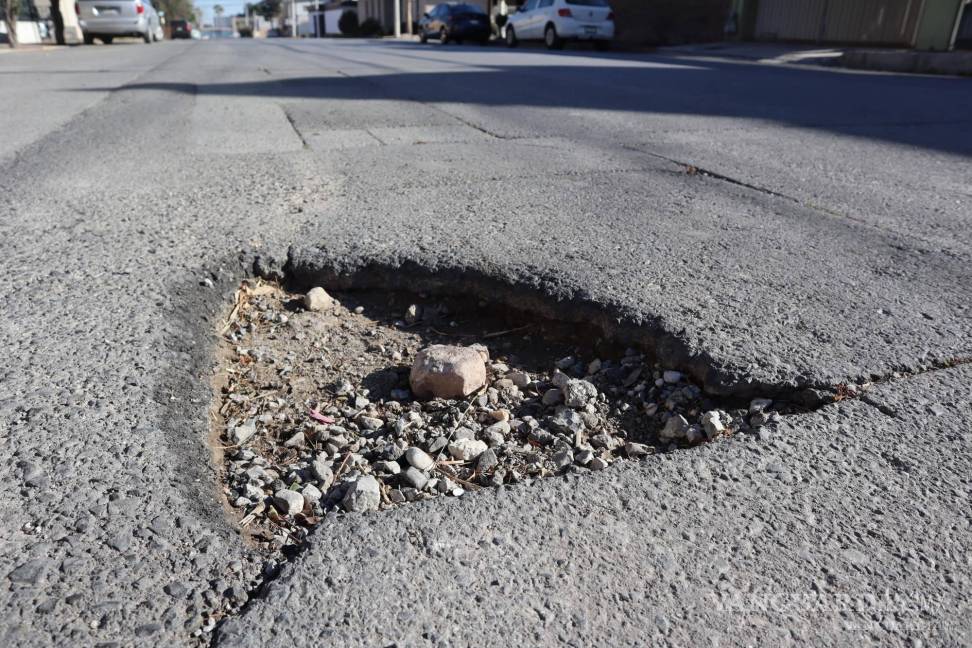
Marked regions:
[405,0,412,35]
[393,0,400,37]
[291,0,297,37]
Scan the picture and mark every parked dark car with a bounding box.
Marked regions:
[419,3,490,45]
[170,18,192,38]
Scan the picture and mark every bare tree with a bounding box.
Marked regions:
[2,0,19,48]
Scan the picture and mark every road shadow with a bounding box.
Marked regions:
[70,38,972,156]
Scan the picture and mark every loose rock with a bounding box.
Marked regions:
[409,345,487,399]
[304,287,334,311]
[273,489,304,516]
[404,447,434,471]
[341,475,380,513]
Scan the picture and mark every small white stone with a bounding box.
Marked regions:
[663,370,683,384]
[231,420,256,445]
[302,484,322,506]
[701,411,727,438]
[562,378,597,408]
[311,455,334,489]
[749,398,773,414]
[376,460,401,475]
[404,447,434,471]
[509,371,531,388]
[341,475,380,513]
[402,467,428,490]
[304,287,334,311]
[448,438,488,462]
[589,457,608,471]
[660,414,689,441]
[283,432,305,448]
[273,489,304,516]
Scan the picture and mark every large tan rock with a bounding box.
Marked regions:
[409,345,487,400]
[303,287,334,311]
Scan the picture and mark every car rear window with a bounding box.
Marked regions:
[449,4,486,14]
[566,0,609,5]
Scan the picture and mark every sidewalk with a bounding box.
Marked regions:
[0,43,70,54]
[660,41,972,76]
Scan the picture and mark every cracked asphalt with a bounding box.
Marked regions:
[1,38,970,647]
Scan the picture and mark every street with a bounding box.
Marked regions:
[1,38,971,647]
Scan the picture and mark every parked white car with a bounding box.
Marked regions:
[504,0,614,50]
[76,0,165,44]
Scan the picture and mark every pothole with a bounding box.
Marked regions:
[212,278,790,555]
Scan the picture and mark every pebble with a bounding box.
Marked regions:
[404,447,434,471]
[311,455,334,489]
[448,438,488,461]
[477,448,499,472]
[575,449,594,465]
[625,442,651,457]
[302,483,323,506]
[563,379,598,408]
[304,287,334,311]
[283,432,305,448]
[663,370,683,384]
[542,388,563,406]
[232,420,257,445]
[587,359,602,375]
[341,475,381,513]
[749,398,773,414]
[549,407,585,435]
[589,457,608,471]
[404,304,422,324]
[357,415,384,431]
[409,345,487,399]
[402,467,429,490]
[701,410,727,438]
[273,489,304,516]
[509,371,531,388]
[660,414,689,441]
[375,460,401,475]
[552,449,573,470]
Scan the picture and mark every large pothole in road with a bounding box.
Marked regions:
[213,279,784,552]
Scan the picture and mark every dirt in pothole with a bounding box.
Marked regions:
[213,279,773,552]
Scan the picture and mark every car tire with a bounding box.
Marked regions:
[83,33,95,45]
[439,27,448,44]
[143,30,152,43]
[544,24,563,50]
[101,36,113,44]
[594,39,610,51]
[419,30,428,43]
[505,26,517,48]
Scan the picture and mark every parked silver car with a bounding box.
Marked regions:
[77,0,164,44]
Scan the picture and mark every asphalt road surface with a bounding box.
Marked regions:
[1,38,970,647]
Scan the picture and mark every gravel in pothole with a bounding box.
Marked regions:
[214,280,781,550]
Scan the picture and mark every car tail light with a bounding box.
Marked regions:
[557,8,571,17]
[136,2,144,13]
[607,11,614,20]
